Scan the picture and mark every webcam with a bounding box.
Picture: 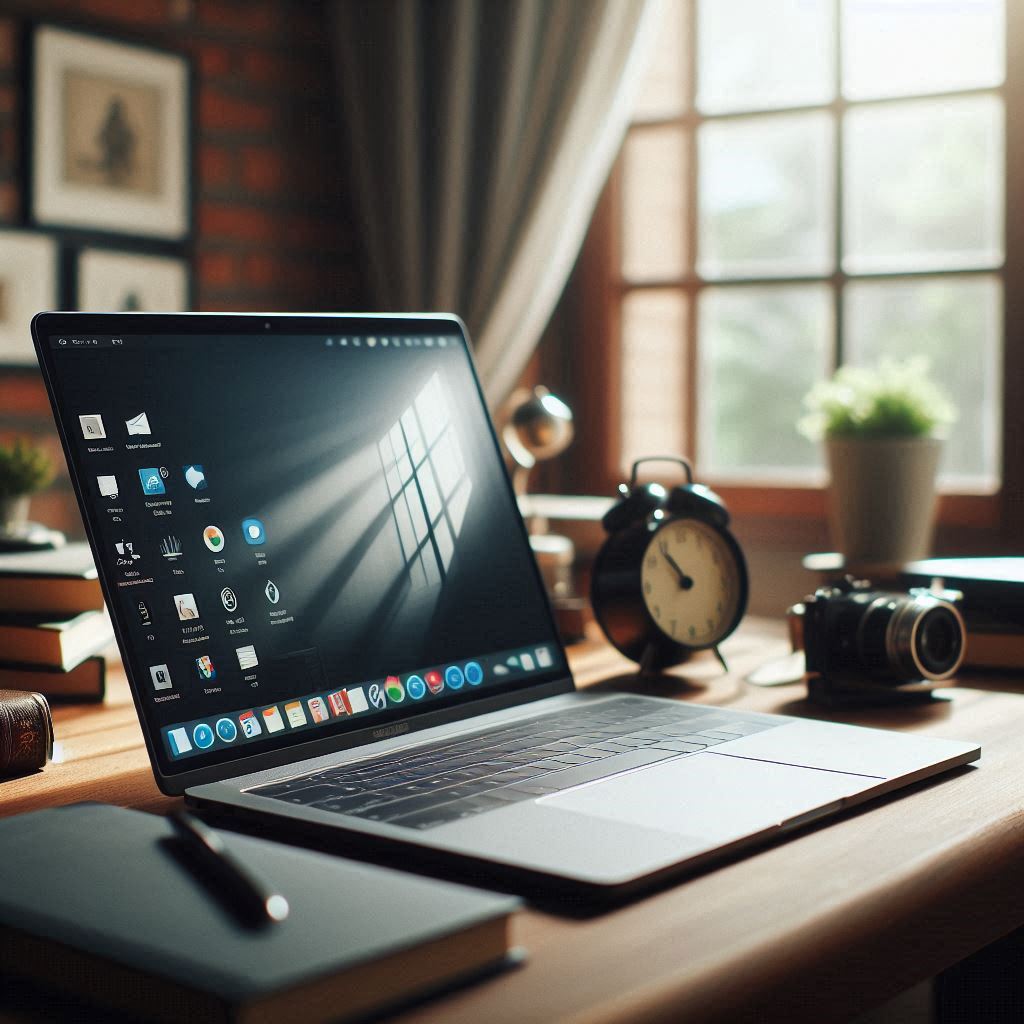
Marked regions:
[264,321,271,329]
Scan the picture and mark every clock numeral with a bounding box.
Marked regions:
[644,581,652,595]
[647,556,657,568]
[707,617,714,632]
[688,625,697,639]
[653,605,661,619]
[716,600,723,614]
[669,619,677,637]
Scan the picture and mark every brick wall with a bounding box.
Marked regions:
[0,0,365,537]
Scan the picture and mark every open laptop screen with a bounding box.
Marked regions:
[36,315,568,782]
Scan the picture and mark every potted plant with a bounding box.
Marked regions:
[0,438,55,536]
[799,357,956,569]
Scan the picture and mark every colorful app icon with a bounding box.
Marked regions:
[126,412,151,435]
[307,696,330,723]
[149,664,172,690]
[239,710,262,738]
[79,414,105,439]
[97,475,118,500]
[138,467,165,495]
[236,645,258,670]
[535,646,554,668]
[167,727,192,756]
[203,525,225,552]
[195,655,216,681]
[520,652,536,671]
[183,464,207,490]
[262,706,285,733]
[242,517,266,545]
[220,587,238,612]
[327,691,346,717]
[216,717,238,742]
[174,593,200,621]
[192,722,215,749]
[367,683,387,710]
[159,535,183,560]
[265,580,280,604]
[444,665,465,690]
[284,701,307,728]
[344,686,370,713]
[425,670,444,695]
[464,661,484,686]
[406,674,427,700]
[385,675,405,703]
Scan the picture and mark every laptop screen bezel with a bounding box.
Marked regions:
[33,311,577,796]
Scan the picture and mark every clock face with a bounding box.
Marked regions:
[641,518,743,648]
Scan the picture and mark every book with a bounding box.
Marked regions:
[0,803,521,1023]
[0,656,105,701]
[0,542,102,615]
[0,609,113,671]
[964,631,1024,671]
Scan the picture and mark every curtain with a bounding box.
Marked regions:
[331,0,660,406]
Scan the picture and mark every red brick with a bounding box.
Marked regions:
[73,0,173,27]
[199,87,274,135]
[198,42,233,79]
[0,85,15,117]
[0,18,16,68]
[239,147,286,195]
[197,250,238,289]
[0,181,19,222]
[242,251,277,289]
[198,202,278,244]
[199,1,278,37]
[240,49,323,93]
[198,144,235,190]
[0,377,50,418]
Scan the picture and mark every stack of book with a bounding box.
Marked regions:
[0,543,113,701]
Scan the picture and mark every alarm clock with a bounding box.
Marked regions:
[590,457,748,673]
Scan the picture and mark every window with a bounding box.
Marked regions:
[614,0,1005,502]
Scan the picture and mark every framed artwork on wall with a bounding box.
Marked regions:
[77,249,190,311]
[30,25,191,241]
[0,230,58,365]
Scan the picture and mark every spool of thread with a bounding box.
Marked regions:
[0,689,53,777]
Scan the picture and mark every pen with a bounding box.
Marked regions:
[169,809,289,927]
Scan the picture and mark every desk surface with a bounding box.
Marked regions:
[4,619,1024,1023]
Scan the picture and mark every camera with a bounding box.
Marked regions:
[790,577,966,706]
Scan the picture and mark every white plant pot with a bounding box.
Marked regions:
[0,494,31,536]
[825,436,942,570]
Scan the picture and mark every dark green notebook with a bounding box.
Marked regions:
[0,804,521,1023]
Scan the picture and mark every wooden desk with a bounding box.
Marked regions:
[4,619,1024,1023]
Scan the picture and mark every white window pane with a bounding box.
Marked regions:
[405,482,428,542]
[620,289,687,471]
[419,464,442,523]
[392,493,416,558]
[622,127,687,282]
[435,516,454,570]
[843,95,1003,274]
[697,0,835,114]
[698,112,835,279]
[842,0,1004,101]
[844,275,1001,489]
[634,0,689,120]
[402,407,424,463]
[432,431,460,498]
[698,285,832,477]
[415,373,447,445]
[449,478,471,535]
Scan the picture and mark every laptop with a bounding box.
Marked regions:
[33,312,980,899]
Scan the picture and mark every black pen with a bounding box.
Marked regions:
[169,810,289,927]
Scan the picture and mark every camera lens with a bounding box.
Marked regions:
[916,605,963,676]
[863,592,965,683]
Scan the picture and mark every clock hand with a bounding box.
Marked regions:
[658,541,694,590]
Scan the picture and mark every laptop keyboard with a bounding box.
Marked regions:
[250,699,778,830]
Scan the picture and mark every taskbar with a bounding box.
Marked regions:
[162,641,558,760]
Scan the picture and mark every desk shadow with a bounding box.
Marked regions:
[584,671,707,700]
[774,694,955,730]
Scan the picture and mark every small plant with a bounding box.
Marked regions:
[0,438,55,499]
[798,356,957,441]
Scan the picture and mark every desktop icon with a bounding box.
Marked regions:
[183,465,207,490]
[265,580,280,604]
[284,701,307,728]
[444,665,465,690]
[149,664,172,690]
[241,517,266,545]
[159,534,183,560]
[236,645,258,670]
[138,468,165,495]
[167,728,192,756]
[79,414,105,439]
[174,593,200,621]
[192,723,215,749]
[126,412,151,435]
[114,539,141,565]
[136,600,152,627]
[344,687,369,713]
[195,655,216,681]
[261,706,285,733]
[215,718,238,743]
[97,475,118,500]
[239,710,262,738]
[367,683,387,710]
[425,670,444,694]
[405,675,427,700]
[307,696,330,723]
[203,525,225,552]
[220,587,238,612]
[535,646,554,668]
[520,652,536,671]
[464,661,484,686]
[384,675,405,703]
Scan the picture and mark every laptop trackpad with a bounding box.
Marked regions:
[541,752,873,842]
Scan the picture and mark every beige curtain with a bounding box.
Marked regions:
[331,0,660,406]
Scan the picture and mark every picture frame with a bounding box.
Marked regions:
[76,248,190,312]
[0,229,58,365]
[30,25,190,241]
